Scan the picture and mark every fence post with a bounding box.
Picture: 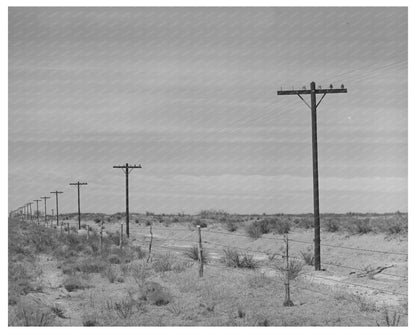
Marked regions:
[283,234,294,306]
[146,225,153,263]
[67,223,70,235]
[120,223,123,250]
[197,226,204,277]
[87,225,90,240]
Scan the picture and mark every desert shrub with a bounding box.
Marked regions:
[108,254,122,264]
[83,317,99,326]
[102,265,118,283]
[183,245,208,263]
[324,219,340,232]
[385,222,406,235]
[247,272,275,289]
[300,248,314,266]
[77,258,106,274]
[226,220,238,232]
[13,304,55,326]
[145,220,152,226]
[63,276,85,292]
[347,219,373,234]
[94,218,101,224]
[377,308,401,326]
[277,259,304,280]
[153,253,175,272]
[193,220,207,228]
[113,299,134,319]
[295,217,314,229]
[50,304,67,319]
[106,231,122,246]
[135,218,139,224]
[131,246,147,259]
[222,248,258,269]
[8,262,38,298]
[246,222,263,239]
[272,220,291,235]
[130,262,150,288]
[148,288,172,306]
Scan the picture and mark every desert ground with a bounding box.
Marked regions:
[8,211,407,326]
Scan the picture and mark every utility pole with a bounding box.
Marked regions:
[113,163,142,238]
[27,202,33,222]
[277,82,347,271]
[69,181,88,230]
[50,191,63,226]
[34,199,41,224]
[40,196,51,225]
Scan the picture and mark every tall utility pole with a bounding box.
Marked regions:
[69,181,88,230]
[50,191,63,226]
[40,196,51,225]
[27,202,33,222]
[277,82,347,271]
[113,163,142,238]
[34,199,41,224]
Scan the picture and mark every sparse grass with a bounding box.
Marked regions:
[101,265,119,283]
[63,276,86,292]
[12,304,55,326]
[152,253,175,272]
[226,220,238,232]
[276,259,304,281]
[300,248,314,266]
[113,299,134,319]
[271,219,291,235]
[377,308,401,326]
[324,219,340,232]
[222,248,258,269]
[183,245,208,263]
[50,303,68,319]
[346,219,373,234]
[8,215,408,326]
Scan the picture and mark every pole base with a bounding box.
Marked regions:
[283,300,294,307]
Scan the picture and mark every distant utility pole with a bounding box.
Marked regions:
[277,82,347,271]
[40,196,51,225]
[113,163,142,238]
[27,202,33,222]
[34,199,41,224]
[69,181,88,230]
[50,191,63,226]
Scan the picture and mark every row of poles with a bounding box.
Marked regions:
[11,81,348,273]
[11,163,142,237]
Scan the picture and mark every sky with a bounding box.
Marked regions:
[8,7,407,214]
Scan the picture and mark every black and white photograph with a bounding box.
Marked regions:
[6,4,410,327]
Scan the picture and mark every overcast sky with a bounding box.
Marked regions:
[9,7,407,214]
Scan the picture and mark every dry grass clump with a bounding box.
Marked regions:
[276,258,304,281]
[101,264,119,283]
[377,308,401,326]
[222,248,258,269]
[324,219,340,232]
[246,219,290,239]
[345,218,373,234]
[183,245,208,263]
[152,253,176,272]
[63,275,86,292]
[226,220,238,232]
[11,303,55,326]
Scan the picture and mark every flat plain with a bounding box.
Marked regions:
[8,212,408,326]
